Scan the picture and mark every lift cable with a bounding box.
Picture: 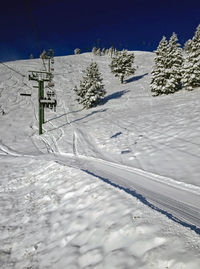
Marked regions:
[0,61,26,77]
[25,0,47,71]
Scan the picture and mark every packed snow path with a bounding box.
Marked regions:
[56,153,200,232]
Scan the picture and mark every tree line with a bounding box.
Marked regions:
[73,24,200,109]
[73,49,135,109]
[151,24,200,95]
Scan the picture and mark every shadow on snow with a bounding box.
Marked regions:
[100,90,130,105]
[125,73,148,83]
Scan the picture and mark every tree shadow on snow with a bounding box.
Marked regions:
[125,73,148,83]
[100,90,130,105]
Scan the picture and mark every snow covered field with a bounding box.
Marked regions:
[0,52,200,268]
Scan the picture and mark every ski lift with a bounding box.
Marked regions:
[40,96,57,111]
[48,81,55,87]
[47,89,55,98]
[20,92,31,96]
[48,49,54,58]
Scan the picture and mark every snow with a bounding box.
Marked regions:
[0,51,200,268]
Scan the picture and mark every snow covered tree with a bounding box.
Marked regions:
[30,54,34,59]
[150,36,169,95]
[74,48,81,55]
[165,33,183,93]
[73,62,106,109]
[151,33,183,96]
[105,49,109,55]
[109,46,115,57]
[184,39,193,53]
[109,50,135,83]
[92,46,98,55]
[181,24,200,91]
[102,48,106,55]
[96,48,101,56]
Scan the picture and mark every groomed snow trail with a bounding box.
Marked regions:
[56,153,200,232]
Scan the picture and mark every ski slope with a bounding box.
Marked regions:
[0,52,200,268]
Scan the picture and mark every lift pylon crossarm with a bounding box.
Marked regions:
[28,70,52,82]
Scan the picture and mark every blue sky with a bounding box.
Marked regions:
[0,0,200,61]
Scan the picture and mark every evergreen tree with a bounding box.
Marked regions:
[105,49,109,55]
[109,50,135,83]
[181,24,200,90]
[150,36,169,95]
[151,34,183,96]
[184,39,193,53]
[165,33,183,93]
[74,48,81,55]
[92,46,98,55]
[96,48,101,56]
[73,62,106,109]
[30,54,34,59]
[102,48,106,55]
[109,46,115,57]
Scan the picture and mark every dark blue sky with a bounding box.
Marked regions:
[0,0,200,61]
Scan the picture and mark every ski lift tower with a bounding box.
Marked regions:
[28,70,51,134]
[28,49,56,135]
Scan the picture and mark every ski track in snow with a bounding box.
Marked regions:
[1,52,200,268]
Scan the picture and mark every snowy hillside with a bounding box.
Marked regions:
[0,52,200,268]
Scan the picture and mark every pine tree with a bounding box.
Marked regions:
[184,39,193,53]
[150,36,169,96]
[151,34,183,96]
[109,46,115,57]
[102,48,106,55]
[181,24,200,91]
[74,48,81,55]
[92,46,98,55]
[73,62,106,109]
[165,33,183,93]
[105,49,109,55]
[96,48,101,56]
[109,50,135,83]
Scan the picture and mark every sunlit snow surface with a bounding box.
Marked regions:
[0,52,200,268]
